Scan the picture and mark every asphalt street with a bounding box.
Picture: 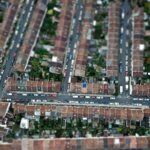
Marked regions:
[0,0,34,98]
[4,92,150,107]
[61,0,83,93]
[118,0,132,96]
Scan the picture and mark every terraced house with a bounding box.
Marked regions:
[15,0,48,72]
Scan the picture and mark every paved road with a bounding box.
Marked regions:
[4,92,150,107]
[0,0,34,98]
[118,0,132,96]
[61,0,83,93]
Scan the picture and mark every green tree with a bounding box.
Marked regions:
[144,2,150,15]
[93,23,102,39]
[76,119,83,129]
[55,128,63,137]
[29,58,42,78]
[86,66,96,77]
[35,48,49,56]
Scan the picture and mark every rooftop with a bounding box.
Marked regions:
[70,82,115,94]
[0,136,149,150]
[132,84,150,96]
[50,0,74,73]
[106,0,121,77]
[132,6,144,77]
[74,0,94,77]
[5,78,61,93]
[12,103,148,121]
[0,0,20,50]
[0,102,10,120]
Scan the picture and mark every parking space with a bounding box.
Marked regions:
[118,0,132,96]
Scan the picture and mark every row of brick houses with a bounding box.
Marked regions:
[70,82,115,94]
[0,136,149,150]
[132,6,144,77]
[12,103,150,122]
[106,0,121,77]
[74,0,94,77]
[0,102,11,139]
[5,78,115,95]
[0,102,10,123]
[5,78,61,93]
[0,0,21,61]
[50,0,74,74]
[6,77,150,97]
[132,83,150,96]
[15,0,48,72]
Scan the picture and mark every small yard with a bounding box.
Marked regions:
[29,57,63,81]
[40,0,59,36]
[86,51,106,80]
[93,52,106,68]
[86,3,107,81]
[93,11,108,40]
[36,0,60,48]
[5,114,150,140]
[27,0,62,81]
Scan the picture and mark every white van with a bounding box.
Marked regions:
[22,93,27,96]
[7,99,11,101]
[85,96,90,99]
[7,93,12,96]
[72,95,78,98]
